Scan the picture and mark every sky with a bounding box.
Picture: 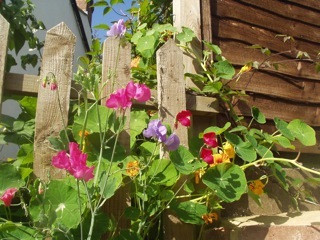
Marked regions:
[91,0,133,41]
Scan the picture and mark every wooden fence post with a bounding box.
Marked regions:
[101,37,131,231]
[34,23,76,181]
[0,15,9,112]
[157,39,196,240]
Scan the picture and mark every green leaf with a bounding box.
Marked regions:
[115,230,143,240]
[99,163,122,200]
[136,35,156,58]
[251,107,266,124]
[255,144,273,159]
[93,23,110,30]
[0,163,24,192]
[224,131,243,145]
[287,119,316,146]
[125,207,140,220]
[19,96,37,118]
[236,141,257,162]
[110,0,124,5]
[202,163,247,202]
[147,159,179,186]
[271,135,295,149]
[203,41,222,55]
[203,122,231,135]
[214,60,235,80]
[130,110,148,149]
[170,146,206,175]
[176,27,196,43]
[274,118,294,141]
[170,201,207,225]
[271,163,289,191]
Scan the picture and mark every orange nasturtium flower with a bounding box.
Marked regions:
[211,152,230,166]
[249,180,265,196]
[126,160,140,177]
[194,168,206,184]
[202,212,219,225]
[223,142,235,159]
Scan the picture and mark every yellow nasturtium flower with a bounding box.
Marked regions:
[210,153,230,166]
[126,160,140,177]
[223,142,235,159]
[194,168,206,184]
[249,179,265,196]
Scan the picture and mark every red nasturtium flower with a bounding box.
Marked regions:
[200,147,214,164]
[52,142,94,182]
[203,132,218,148]
[0,188,18,207]
[175,110,192,128]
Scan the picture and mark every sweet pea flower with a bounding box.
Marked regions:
[175,110,192,128]
[52,142,94,182]
[125,81,151,102]
[200,147,213,164]
[106,88,132,110]
[0,188,18,207]
[107,19,126,37]
[164,133,180,151]
[203,132,218,148]
[143,119,167,142]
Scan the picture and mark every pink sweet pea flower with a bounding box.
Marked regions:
[107,19,126,37]
[200,148,213,164]
[125,81,151,102]
[175,110,192,128]
[52,142,94,182]
[106,88,132,110]
[203,132,218,148]
[0,188,18,207]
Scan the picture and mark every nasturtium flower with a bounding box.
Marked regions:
[202,212,218,225]
[125,80,151,102]
[52,142,94,182]
[249,180,265,196]
[212,153,230,166]
[203,132,218,148]
[200,147,213,164]
[143,119,167,142]
[107,19,126,37]
[175,110,192,128]
[126,160,140,177]
[223,142,235,159]
[194,168,205,184]
[164,133,180,151]
[0,188,18,207]
[106,88,132,110]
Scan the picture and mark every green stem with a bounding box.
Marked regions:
[77,180,83,240]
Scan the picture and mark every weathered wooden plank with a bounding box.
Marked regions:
[0,15,9,112]
[213,18,320,61]
[173,0,203,90]
[33,23,75,181]
[101,37,132,232]
[230,70,320,104]
[286,0,320,11]
[232,94,320,126]
[218,40,319,81]
[201,0,213,43]
[157,38,196,240]
[239,0,320,27]
[4,73,38,95]
[214,0,320,44]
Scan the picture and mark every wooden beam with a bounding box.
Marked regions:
[0,15,9,112]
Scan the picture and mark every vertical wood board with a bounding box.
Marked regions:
[34,22,76,181]
[0,15,9,112]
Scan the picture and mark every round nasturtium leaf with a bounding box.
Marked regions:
[202,163,247,203]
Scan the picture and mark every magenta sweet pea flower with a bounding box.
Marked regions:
[52,142,94,182]
[107,19,126,37]
[203,132,218,148]
[126,81,151,102]
[143,119,167,142]
[175,110,192,128]
[164,133,180,151]
[200,147,213,164]
[0,188,18,207]
[106,88,132,110]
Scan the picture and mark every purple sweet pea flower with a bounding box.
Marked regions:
[107,19,126,37]
[164,133,180,151]
[143,119,167,142]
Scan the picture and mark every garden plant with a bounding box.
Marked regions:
[0,0,319,239]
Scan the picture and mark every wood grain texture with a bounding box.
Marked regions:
[157,39,196,240]
[0,15,9,112]
[215,0,320,44]
[33,23,76,181]
[286,0,320,11]
[101,37,131,232]
[173,0,203,90]
[4,73,38,95]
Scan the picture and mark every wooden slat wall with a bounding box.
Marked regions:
[204,0,320,128]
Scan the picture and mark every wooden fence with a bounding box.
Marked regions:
[1,1,320,237]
